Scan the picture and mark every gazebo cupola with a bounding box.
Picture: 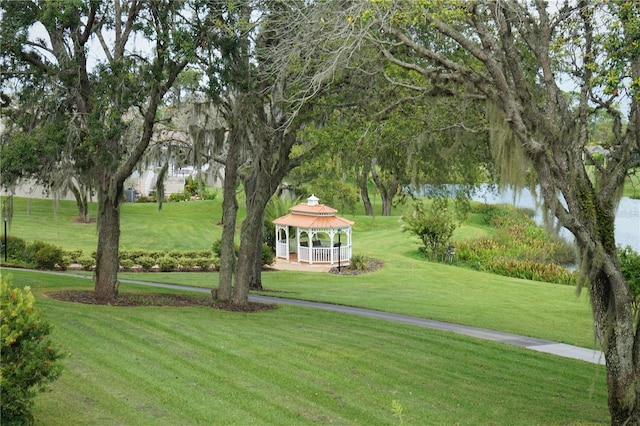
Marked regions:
[273,195,354,266]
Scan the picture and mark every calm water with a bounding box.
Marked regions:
[472,185,640,252]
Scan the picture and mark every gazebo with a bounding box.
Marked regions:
[273,195,354,266]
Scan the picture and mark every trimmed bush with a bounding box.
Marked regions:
[1,274,63,424]
[158,256,178,272]
[63,249,83,263]
[136,256,156,271]
[194,257,215,271]
[28,241,64,270]
[178,257,196,271]
[77,256,95,271]
[120,259,134,270]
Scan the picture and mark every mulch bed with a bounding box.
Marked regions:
[46,290,276,312]
[329,260,384,275]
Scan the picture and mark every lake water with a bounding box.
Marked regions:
[471,185,640,252]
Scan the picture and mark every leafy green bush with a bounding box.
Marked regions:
[158,256,178,272]
[178,257,196,271]
[350,254,370,271]
[402,199,457,260]
[28,241,64,270]
[168,192,188,202]
[134,196,152,203]
[454,204,577,284]
[63,249,83,263]
[1,274,63,424]
[120,259,134,270]
[261,244,275,266]
[212,239,239,258]
[195,257,217,271]
[147,250,165,260]
[2,235,28,262]
[167,250,183,259]
[77,255,95,271]
[485,258,577,285]
[136,256,156,271]
[201,189,218,200]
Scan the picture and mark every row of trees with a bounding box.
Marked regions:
[2,1,639,422]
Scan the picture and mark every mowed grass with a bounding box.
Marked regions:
[3,196,597,348]
[7,270,608,425]
[1,196,607,422]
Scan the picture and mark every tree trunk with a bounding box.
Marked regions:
[93,181,122,302]
[233,176,272,305]
[370,158,398,216]
[69,181,90,223]
[356,165,373,216]
[216,135,241,302]
[249,211,265,291]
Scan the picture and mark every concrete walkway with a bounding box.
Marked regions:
[9,269,605,366]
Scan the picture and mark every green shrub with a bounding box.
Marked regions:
[212,239,239,258]
[61,255,74,268]
[2,235,28,262]
[0,274,63,424]
[158,256,178,272]
[62,249,83,263]
[119,249,147,263]
[168,192,188,202]
[77,256,95,271]
[261,244,275,266]
[402,199,457,260]
[136,256,156,271]
[202,189,218,200]
[28,241,64,270]
[195,257,215,271]
[120,259,134,270]
[167,250,184,259]
[177,257,195,271]
[350,254,370,271]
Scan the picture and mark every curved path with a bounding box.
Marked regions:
[10,269,605,366]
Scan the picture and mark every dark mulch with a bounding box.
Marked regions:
[46,290,276,312]
[329,260,384,275]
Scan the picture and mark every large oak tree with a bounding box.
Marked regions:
[0,1,199,301]
[352,1,639,423]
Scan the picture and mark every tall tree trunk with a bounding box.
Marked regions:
[69,182,89,223]
[249,210,265,291]
[216,161,238,301]
[356,165,373,216]
[233,170,278,305]
[93,179,122,302]
[371,162,397,216]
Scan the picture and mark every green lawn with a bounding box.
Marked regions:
[5,270,608,425]
[0,196,608,423]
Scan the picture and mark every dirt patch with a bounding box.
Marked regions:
[46,290,276,312]
[329,260,384,275]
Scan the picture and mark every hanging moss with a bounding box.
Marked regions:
[486,100,530,192]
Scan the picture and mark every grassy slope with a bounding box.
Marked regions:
[6,270,607,425]
[0,195,609,424]
[2,196,596,348]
